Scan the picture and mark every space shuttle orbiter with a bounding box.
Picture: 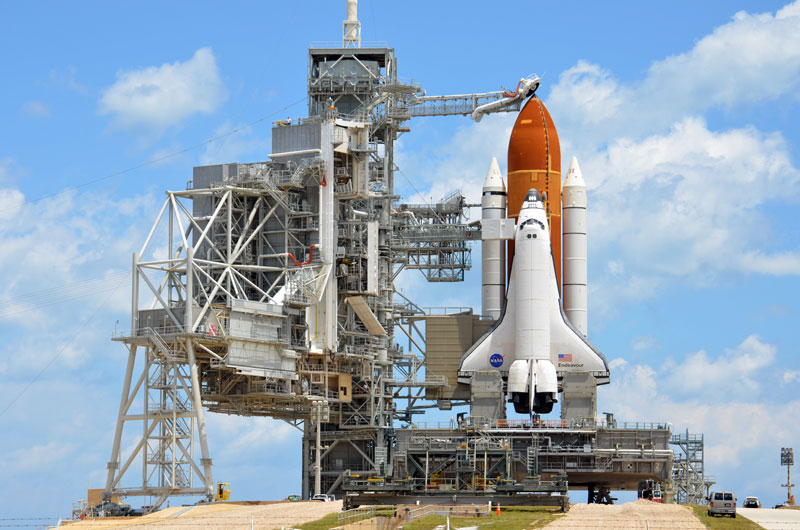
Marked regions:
[458,188,609,414]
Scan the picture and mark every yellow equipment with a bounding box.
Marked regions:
[215,482,231,501]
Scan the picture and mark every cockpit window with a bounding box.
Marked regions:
[525,189,541,202]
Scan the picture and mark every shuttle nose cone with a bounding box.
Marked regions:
[524,188,542,203]
[483,157,506,193]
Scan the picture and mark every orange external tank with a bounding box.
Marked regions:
[507,96,562,290]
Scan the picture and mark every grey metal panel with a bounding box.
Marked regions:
[138,308,171,331]
[228,300,287,343]
[560,372,597,422]
[425,312,474,401]
[138,303,200,332]
[227,340,290,372]
[272,122,322,154]
[469,371,505,421]
[319,59,380,79]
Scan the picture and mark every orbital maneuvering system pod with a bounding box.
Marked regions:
[459,96,609,415]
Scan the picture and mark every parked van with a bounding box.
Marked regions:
[707,491,736,517]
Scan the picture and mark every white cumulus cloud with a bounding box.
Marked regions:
[600,335,800,470]
[548,1,800,147]
[663,334,775,395]
[0,183,156,373]
[99,47,226,133]
[588,118,800,277]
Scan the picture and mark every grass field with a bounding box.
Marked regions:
[304,504,757,530]
[297,506,395,530]
[689,505,766,530]
[297,505,560,530]
[401,506,560,530]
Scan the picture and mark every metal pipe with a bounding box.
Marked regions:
[103,346,137,499]
[315,402,322,497]
[268,148,322,159]
[131,253,139,333]
[186,338,214,499]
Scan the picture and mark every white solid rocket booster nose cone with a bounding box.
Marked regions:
[562,156,588,337]
[483,157,506,191]
[563,156,585,189]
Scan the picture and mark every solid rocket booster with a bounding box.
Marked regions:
[507,97,562,288]
[481,158,506,320]
[562,157,588,336]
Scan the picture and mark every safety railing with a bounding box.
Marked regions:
[406,504,490,522]
[337,506,377,525]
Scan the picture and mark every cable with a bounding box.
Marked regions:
[0,519,59,521]
[0,271,129,318]
[0,277,128,419]
[396,168,444,223]
[31,96,308,203]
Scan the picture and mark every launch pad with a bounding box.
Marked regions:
[98,0,696,511]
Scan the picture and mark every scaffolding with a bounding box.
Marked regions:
[670,430,706,505]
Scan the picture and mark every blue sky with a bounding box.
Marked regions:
[1,0,800,522]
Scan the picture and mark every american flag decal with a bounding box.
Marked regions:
[558,353,572,362]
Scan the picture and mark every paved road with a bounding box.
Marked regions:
[738,507,800,530]
[542,501,705,529]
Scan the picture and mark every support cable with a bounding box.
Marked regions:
[0,271,129,318]
[0,278,128,419]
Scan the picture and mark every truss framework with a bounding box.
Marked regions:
[104,332,214,505]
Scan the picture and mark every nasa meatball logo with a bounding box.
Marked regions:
[489,353,504,368]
